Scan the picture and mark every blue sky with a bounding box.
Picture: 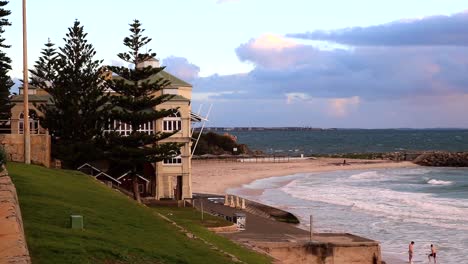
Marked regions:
[3,0,468,128]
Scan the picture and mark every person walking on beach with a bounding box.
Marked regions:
[428,244,437,263]
[408,241,415,264]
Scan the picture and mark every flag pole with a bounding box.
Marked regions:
[22,0,30,164]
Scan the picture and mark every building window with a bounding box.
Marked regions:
[106,120,154,136]
[162,111,182,132]
[19,111,40,134]
[163,156,182,165]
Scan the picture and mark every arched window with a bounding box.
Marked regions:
[19,110,40,134]
[162,155,182,165]
[162,111,182,132]
[106,120,154,136]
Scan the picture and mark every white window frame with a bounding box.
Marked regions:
[18,112,40,134]
[106,120,154,136]
[162,111,182,132]
[163,155,182,165]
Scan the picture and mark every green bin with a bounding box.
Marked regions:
[70,215,83,229]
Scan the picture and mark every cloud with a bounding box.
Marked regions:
[236,34,303,69]
[162,56,200,81]
[194,36,468,102]
[287,11,468,46]
[327,96,360,117]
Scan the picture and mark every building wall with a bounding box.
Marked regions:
[10,77,194,200]
[10,102,47,135]
[0,134,51,167]
[154,99,192,200]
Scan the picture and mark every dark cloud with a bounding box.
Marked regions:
[287,11,468,46]
[162,56,200,81]
[193,40,468,101]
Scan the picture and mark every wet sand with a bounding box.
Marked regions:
[192,157,417,195]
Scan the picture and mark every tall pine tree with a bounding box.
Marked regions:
[30,39,58,87]
[105,20,181,203]
[35,21,110,168]
[0,1,13,122]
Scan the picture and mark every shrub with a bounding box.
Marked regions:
[0,146,6,170]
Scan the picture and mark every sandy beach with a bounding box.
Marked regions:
[192,157,417,195]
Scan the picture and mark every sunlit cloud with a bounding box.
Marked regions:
[327,96,360,117]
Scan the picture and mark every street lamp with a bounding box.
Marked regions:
[22,0,30,164]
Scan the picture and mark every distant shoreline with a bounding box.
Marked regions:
[195,127,468,132]
[192,157,417,195]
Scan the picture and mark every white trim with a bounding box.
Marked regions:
[77,163,101,173]
[117,171,150,183]
[117,171,131,180]
[96,172,122,184]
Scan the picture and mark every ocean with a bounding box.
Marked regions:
[227,129,468,155]
[228,167,468,263]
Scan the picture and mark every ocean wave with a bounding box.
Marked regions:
[349,171,382,180]
[281,179,468,230]
[427,179,453,185]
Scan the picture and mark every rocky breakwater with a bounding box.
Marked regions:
[413,152,468,167]
[0,165,31,264]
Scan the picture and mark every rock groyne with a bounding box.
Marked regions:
[413,152,468,167]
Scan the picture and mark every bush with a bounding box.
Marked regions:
[0,146,6,170]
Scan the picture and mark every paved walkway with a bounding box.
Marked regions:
[194,196,376,244]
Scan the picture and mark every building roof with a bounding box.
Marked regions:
[10,94,52,103]
[11,71,191,103]
[158,71,192,87]
[113,70,192,88]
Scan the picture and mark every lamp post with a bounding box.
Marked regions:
[22,0,30,164]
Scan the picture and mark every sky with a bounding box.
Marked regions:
[3,0,468,128]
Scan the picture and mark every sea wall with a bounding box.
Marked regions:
[255,239,381,264]
[0,134,51,168]
[413,152,468,167]
[0,166,31,263]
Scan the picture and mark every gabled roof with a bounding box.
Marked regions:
[112,70,192,88]
[158,71,192,88]
[95,172,122,184]
[117,171,150,183]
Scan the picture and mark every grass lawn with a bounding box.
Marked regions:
[7,163,271,264]
[155,207,271,264]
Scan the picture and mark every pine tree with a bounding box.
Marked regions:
[35,21,110,168]
[30,39,58,87]
[0,1,13,121]
[105,20,181,203]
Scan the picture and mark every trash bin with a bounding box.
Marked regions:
[233,213,246,230]
[70,215,83,229]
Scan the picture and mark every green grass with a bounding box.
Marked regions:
[155,207,271,264]
[7,163,271,264]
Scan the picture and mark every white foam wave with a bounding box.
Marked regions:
[427,179,453,185]
[281,179,468,231]
[349,171,382,180]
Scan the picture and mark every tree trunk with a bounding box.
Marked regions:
[132,171,141,203]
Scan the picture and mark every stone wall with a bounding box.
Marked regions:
[0,166,31,263]
[0,134,51,167]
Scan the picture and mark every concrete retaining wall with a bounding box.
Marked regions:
[0,134,51,168]
[256,240,381,264]
[0,166,31,263]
